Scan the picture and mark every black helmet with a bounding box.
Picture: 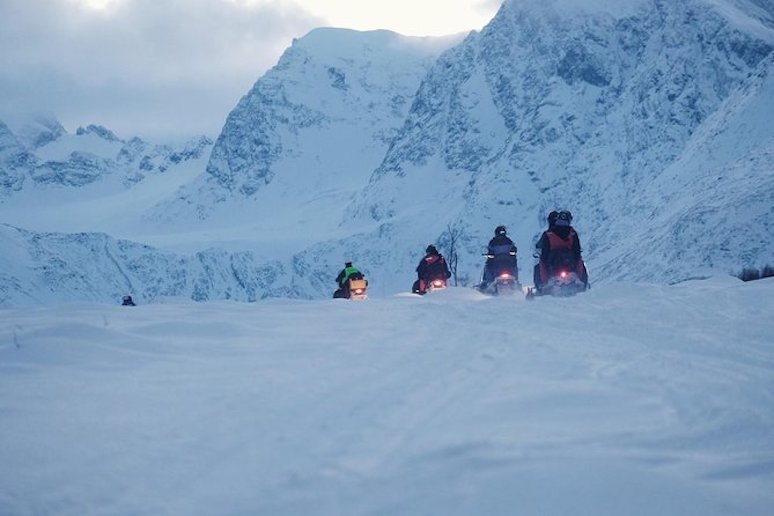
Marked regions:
[547,211,559,226]
[426,244,438,255]
[495,225,507,236]
[345,261,353,267]
[555,210,572,227]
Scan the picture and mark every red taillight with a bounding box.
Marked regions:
[353,289,364,295]
[432,280,444,287]
[560,271,568,278]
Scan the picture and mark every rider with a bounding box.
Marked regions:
[334,261,365,298]
[480,225,518,289]
[534,210,588,291]
[412,245,451,294]
[533,211,558,287]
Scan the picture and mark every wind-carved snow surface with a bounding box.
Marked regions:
[1,278,773,515]
[0,0,773,304]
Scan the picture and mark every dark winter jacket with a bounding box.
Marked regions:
[487,234,517,257]
[336,265,362,287]
[416,252,451,282]
[536,226,582,267]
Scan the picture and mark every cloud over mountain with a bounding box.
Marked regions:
[0,0,322,139]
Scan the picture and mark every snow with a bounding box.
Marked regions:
[2,277,773,515]
[502,0,648,18]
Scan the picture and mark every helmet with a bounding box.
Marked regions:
[547,211,559,226]
[495,225,507,236]
[426,244,438,255]
[345,261,353,268]
[555,210,572,227]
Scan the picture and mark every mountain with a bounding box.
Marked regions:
[0,119,213,238]
[0,223,298,305]
[155,0,774,299]
[150,28,459,226]
[345,0,774,283]
[1,0,773,305]
[13,116,67,150]
[0,29,459,305]
[0,120,36,196]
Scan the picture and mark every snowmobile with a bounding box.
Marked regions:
[411,276,448,295]
[427,278,448,292]
[477,253,520,296]
[347,278,368,300]
[480,271,520,296]
[526,267,587,299]
[333,276,368,301]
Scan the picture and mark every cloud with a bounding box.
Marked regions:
[0,0,502,141]
[294,0,500,36]
[0,0,322,139]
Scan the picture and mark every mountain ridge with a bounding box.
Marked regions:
[1,0,772,304]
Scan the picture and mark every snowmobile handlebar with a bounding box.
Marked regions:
[483,252,517,258]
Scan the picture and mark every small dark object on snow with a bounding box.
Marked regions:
[121,295,136,306]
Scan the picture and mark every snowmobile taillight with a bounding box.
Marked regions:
[560,271,568,278]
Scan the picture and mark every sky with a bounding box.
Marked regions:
[0,0,501,141]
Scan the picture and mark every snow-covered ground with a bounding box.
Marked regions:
[1,276,773,515]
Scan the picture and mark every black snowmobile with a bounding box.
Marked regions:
[526,257,589,300]
[477,252,520,296]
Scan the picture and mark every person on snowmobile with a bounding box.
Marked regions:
[534,210,588,291]
[412,245,451,294]
[334,261,366,299]
[479,225,518,289]
[121,295,136,306]
[533,211,558,287]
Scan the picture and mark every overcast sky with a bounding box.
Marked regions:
[0,0,500,141]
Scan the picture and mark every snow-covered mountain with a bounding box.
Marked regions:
[1,0,773,305]
[148,28,460,226]
[0,223,300,306]
[0,120,36,196]
[1,118,212,195]
[0,118,212,237]
[345,0,774,283]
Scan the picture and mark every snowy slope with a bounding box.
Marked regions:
[0,121,213,237]
[345,0,774,285]
[595,52,774,280]
[148,28,459,237]
[0,223,301,306]
[1,277,773,515]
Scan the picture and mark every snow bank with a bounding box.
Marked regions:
[1,278,773,515]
